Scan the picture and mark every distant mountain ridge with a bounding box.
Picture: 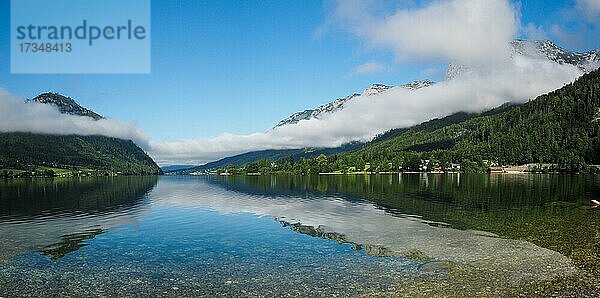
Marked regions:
[273,80,434,128]
[161,165,196,172]
[168,142,363,174]
[29,93,104,120]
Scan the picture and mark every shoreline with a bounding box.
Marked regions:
[201,171,595,176]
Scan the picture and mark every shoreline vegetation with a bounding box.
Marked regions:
[211,168,600,176]
[201,158,600,176]
[0,166,157,178]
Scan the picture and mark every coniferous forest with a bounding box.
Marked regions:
[0,133,163,176]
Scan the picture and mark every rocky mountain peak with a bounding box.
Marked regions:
[29,93,103,120]
[400,80,434,90]
[362,84,393,96]
[274,80,434,129]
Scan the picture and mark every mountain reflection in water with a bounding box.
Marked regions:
[0,176,158,262]
[156,175,579,286]
[0,174,598,296]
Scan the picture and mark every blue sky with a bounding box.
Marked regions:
[0,0,598,142]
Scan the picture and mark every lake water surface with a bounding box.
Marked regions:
[0,174,598,297]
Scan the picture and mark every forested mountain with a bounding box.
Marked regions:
[452,71,600,167]
[0,93,162,176]
[219,68,600,174]
[0,133,162,176]
[345,69,600,172]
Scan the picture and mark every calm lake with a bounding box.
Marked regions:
[0,174,598,297]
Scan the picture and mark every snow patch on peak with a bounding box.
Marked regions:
[400,80,434,90]
[362,84,392,96]
[274,80,435,129]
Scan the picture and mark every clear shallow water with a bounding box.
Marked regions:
[0,174,598,296]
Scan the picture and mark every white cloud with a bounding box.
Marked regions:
[419,66,441,78]
[543,0,600,50]
[329,0,518,67]
[149,179,575,281]
[523,23,547,40]
[352,61,385,75]
[576,0,600,23]
[0,88,149,148]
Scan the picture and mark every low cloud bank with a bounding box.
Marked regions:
[150,55,584,165]
[0,88,149,148]
[576,0,600,23]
